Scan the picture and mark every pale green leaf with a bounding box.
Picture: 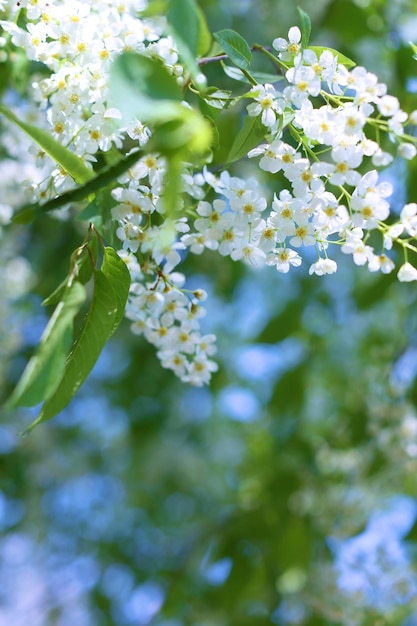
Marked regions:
[213,29,252,70]
[0,103,94,184]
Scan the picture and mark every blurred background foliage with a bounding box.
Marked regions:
[2,0,417,624]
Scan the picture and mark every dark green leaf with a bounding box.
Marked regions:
[75,197,104,222]
[6,281,87,409]
[11,206,37,225]
[0,61,10,98]
[0,103,95,184]
[42,238,98,307]
[213,29,252,70]
[297,7,311,48]
[227,115,265,164]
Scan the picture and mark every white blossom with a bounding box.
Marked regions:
[398,262,417,282]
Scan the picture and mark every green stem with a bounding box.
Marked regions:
[252,44,288,73]
[241,68,258,86]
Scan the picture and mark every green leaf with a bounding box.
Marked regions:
[140,0,167,16]
[200,87,238,110]
[167,0,202,83]
[227,115,265,164]
[149,108,212,155]
[196,4,212,57]
[11,206,37,225]
[213,29,252,70]
[109,53,184,124]
[23,246,131,431]
[109,53,211,216]
[146,0,211,60]
[297,7,311,48]
[222,63,283,85]
[410,41,417,60]
[101,246,131,333]
[75,197,105,223]
[0,103,95,184]
[42,238,98,307]
[6,281,87,410]
[168,0,199,57]
[25,269,121,431]
[307,46,356,68]
[277,109,295,135]
[0,61,11,99]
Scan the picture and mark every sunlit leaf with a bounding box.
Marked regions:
[0,103,95,184]
[140,0,167,16]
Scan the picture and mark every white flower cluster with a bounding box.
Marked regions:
[110,156,219,384]
[180,27,417,289]
[125,264,218,385]
[2,6,417,385]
